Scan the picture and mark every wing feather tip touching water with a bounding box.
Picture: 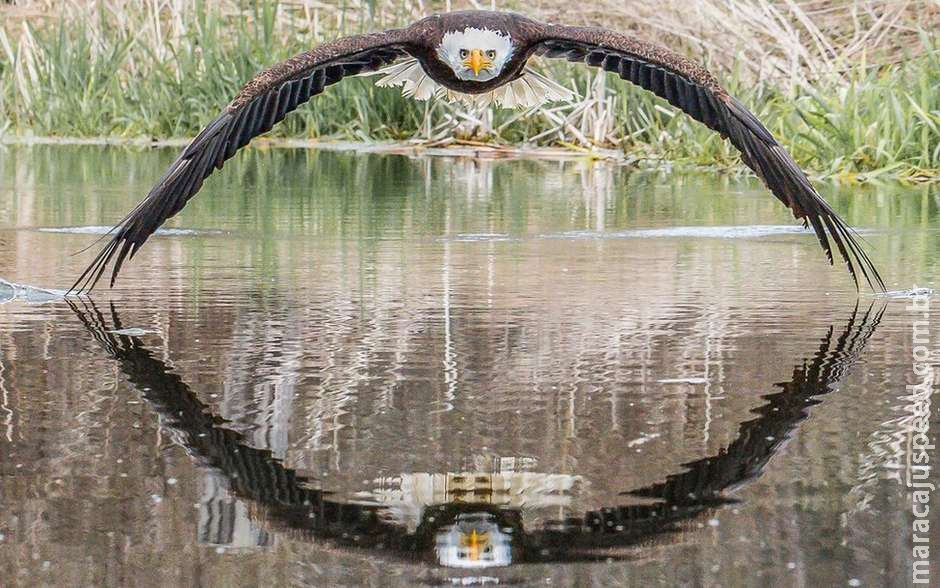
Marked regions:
[533,25,885,292]
[69,34,410,294]
[719,94,884,291]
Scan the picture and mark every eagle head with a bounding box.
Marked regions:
[436,27,514,82]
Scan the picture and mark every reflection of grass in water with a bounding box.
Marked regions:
[11,144,937,236]
[7,145,936,287]
[0,1,937,180]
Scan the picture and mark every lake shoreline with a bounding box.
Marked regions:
[0,134,623,160]
[4,134,937,184]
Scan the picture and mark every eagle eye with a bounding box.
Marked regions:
[486,50,497,60]
[459,49,469,59]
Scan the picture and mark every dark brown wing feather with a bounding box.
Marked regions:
[533,25,884,291]
[70,30,415,293]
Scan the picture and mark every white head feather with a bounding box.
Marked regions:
[436,28,514,82]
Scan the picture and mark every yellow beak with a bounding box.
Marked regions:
[463,529,489,560]
[464,49,490,77]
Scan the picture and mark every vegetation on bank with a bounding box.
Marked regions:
[0,0,938,181]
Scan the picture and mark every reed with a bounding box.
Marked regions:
[1,0,937,180]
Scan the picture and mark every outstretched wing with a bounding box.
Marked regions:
[532,25,884,291]
[71,29,415,293]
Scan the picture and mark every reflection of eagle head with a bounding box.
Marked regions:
[433,511,514,568]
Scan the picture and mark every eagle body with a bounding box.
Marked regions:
[401,11,538,95]
[69,10,885,293]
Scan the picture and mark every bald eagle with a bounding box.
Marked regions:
[70,10,884,293]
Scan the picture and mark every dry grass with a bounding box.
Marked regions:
[4,0,931,79]
[1,0,938,179]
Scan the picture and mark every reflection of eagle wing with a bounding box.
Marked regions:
[70,300,882,564]
[522,303,884,561]
[69,301,410,551]
[531,25,883,291]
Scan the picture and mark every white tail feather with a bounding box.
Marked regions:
[367,59,576,108]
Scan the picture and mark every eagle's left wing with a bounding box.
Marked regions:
[530,24,884,291]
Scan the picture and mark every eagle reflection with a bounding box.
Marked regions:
[70,302,882,568]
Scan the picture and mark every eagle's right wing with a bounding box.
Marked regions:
[71,28,419,293]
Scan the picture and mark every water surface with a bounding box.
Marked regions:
[0,145,937,586]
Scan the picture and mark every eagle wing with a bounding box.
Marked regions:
[531,25,884,291]
[71,29,416,293]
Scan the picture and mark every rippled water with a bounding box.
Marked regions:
[0,145,937,587]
